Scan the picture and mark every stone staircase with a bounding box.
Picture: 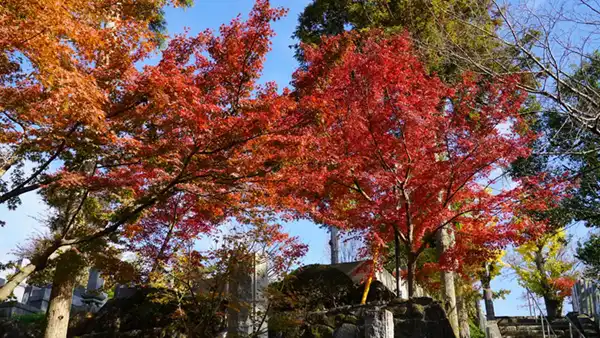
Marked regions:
[567,313,600,338]
[496,315,600,338]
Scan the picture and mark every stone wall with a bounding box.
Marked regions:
[0,301,41,318]
[269,297,456,338]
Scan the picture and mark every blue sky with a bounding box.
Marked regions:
[0,0,592,316]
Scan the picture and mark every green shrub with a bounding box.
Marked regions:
[469,319,485,338]
[13,313,46,324]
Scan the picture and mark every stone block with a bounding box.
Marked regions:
[333,323,359,338]
[0,301,41,318]
[364,309,393,338]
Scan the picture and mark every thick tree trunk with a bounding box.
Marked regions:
[457,286,471,338]
[436,227,459,338]
[44,252,82,338]
[544,296,562,320]
[0,263,36,301]
[482,280,496,320]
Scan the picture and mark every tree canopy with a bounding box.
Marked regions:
[294,0,502,79]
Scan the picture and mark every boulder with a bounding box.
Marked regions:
[333,323,359,338]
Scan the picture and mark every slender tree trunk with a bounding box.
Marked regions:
[436,227,459,338]
[44,252,83,338]
[533,248,562,319]
[330,226,339,264]
[151,221,177,274]
[0,245,69,302]
[0,263,36,301]
[482,278,496,320]
[407,252,416,298]
[394,228,401,297]
[457,285,471,338]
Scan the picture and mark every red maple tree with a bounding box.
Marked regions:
[288,31,565,297]
[0,0,300,300]
[0,0,192,209]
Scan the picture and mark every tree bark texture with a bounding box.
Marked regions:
[482,282,496,320]
[436,227,459,338]
[330,226,339,265]
[44,251,84,338]
[457,286,471,338]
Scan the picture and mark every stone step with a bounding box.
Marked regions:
[497,315,600,338]
[568,313,600,338]
[500,330,569,337]
[502,336,560,338]
[498,322,576,337]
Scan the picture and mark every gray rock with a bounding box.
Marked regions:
[309,324,334,338]
[333,323,359,338]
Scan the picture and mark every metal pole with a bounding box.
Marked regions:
[529,290,546,338]
[541,310,546,338]
[569,321,573,338]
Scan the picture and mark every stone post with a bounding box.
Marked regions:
[86,268,104,291]
[81,267,107,312]
[40,287,52,312]
[571,282,580,313]
[227,253,269,338]
[364,308,394,338]
[592,282,598,320]
[476,300,486,334]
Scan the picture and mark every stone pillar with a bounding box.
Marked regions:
[114,285,137,299]
[476,300,486,334]
[21,285,32,304]
[227,253,268,338]
[485,321,502,338]
[590,283,600,318]
[364,309,394,338]
[40,287,52,312]
[81,268,107,312]
[572,282,581,313]
[582,281,590,314]
[86,268,104,291]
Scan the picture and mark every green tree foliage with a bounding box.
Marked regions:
[512,52,600,280]
[577,234,600,280]
[294,0,502,79]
